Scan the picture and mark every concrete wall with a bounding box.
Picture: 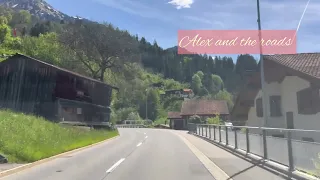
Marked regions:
[246,76,320,142]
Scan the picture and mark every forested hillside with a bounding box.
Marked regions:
[0,6,258,123]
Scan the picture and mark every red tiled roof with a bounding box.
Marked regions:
[264,53,320,79]
[183,89,193,93]
[167,112,182,119]
[180,100,229,116]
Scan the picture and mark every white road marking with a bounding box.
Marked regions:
[136,142,142,147]
[106,158,125,173]
[145,136,148,139]
[144,133,146,135]
[175,133,232,180]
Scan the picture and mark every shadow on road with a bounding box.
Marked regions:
[191,133,298,180]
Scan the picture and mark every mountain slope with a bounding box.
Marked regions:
[0,0,76,21]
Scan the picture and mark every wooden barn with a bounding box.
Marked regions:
[0,53,118,123]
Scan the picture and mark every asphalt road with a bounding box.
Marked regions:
[0,129,216,180]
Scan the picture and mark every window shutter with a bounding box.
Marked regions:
[256,98,263,117]
[270,95,282,117]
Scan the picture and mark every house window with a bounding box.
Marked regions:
[256,98,263,117]
[270,95,282,117]
[297,87,320,114]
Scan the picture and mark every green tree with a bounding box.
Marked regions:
[60,22,140,81]
[213,90,234,110]
[10,10,31,25]
[207,115,222,125]
[0,16,8,25]
[212,74,224,94]
[21,33,66,66]
[127,112,141,120]
[196,71,204,80]
[0,24,11,44]
[191,74,202,95]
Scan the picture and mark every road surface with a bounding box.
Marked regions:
[0,129,216,180]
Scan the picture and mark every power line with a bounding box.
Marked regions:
[293,0,311,41]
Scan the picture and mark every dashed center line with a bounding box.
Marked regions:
[106,158,125,174]
[145,136,148,139]
[136,142,142,147]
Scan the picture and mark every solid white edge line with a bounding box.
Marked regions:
[136,142,142,147]
[106,158,125,173]
[175,133,232,180]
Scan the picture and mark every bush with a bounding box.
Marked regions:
[207,115,222,125]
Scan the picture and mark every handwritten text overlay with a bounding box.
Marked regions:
[178,30,296,54]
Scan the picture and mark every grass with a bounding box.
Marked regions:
[0,110,118,163]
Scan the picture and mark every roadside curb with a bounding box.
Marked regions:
[0,135,120,178]
[191,133,319,180]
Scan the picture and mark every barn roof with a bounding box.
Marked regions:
[167,112,182,119]
[3,53,119,90]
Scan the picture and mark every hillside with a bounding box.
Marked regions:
[0,110,118,163]
[0,1,258,123]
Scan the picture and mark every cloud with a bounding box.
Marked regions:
[168,0,194,9]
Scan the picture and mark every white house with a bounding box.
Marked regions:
[231,53,320,142]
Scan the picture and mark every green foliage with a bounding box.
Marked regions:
[113,107,137,123]
[127,112,141,120]
[0,110,118,163]
[0,16,8,25]
[0,23,11,44]
[207,115,222,125]
[213,90,234,110]
[191,74,202,95]
[153,117,168,125]
[10,10,31,26]
[0,5,260,127]
[211,74,224,94]
[20,33,66,65]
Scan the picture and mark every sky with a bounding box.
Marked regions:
[46,0,319,60]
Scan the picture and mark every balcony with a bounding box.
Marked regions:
[56,98,111,123]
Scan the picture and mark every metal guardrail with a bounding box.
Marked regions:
[59,121,111,126]
[115,124,146,128]
[188,123,320,180]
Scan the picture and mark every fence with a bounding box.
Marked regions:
[115,124,146,128]
[188,123,320,179]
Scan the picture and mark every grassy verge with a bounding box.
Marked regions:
[0,110,118,163]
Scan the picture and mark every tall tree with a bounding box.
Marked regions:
[60,21,140,81]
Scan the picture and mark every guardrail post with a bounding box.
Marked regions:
[209,125,212,139]
[205,125,208,137]
[246,128,250,153]
[262,129,268,159]
[234,129,238,149]
[201,125,203,136]
[219,126,222,142]
[226,126,229,145]
[287,131,295,171]
[213,126,216,140]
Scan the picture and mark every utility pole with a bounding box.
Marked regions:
[257,0,268,129]
[145,88,148,120]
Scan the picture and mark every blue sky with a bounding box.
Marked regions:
[46,0,319,60]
